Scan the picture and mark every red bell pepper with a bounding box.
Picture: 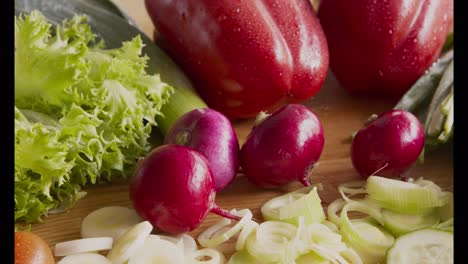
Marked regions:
[318,0,453,98]
[145,0,329,118]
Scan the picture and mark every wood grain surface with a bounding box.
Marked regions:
[31,0,454,260]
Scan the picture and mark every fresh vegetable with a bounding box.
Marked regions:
[351,110,425,179]
[106,221,153,264]
[145,0,329,118]
[260,186,325,225]
[130,175,450,264]
[386,229,453,264]
[245,221,298,262]
[165,108,240,191]
[366,176,449,214]
[382,209,440,236]
[80,206,143,241]
[197,209,253,248]
[395,48,454,158]
[199,192,361,263]
[128,235,185,264]
[54,208,227,263]
[58,253,111,264]
[54,237,113,257]
[129,144,240,234]
[328,176,452,263]
[14,11,174,226]
[242,218,359,263]
[318,0,454,98]
[236,221,259,251]
[335,176,452,220]
[15,231,55,264]
[393,51,453,116]
[339,205,395,263]
[240,104,324,188]
[329,183,394,263]
[16,0,209,136]
[156,234,198,256]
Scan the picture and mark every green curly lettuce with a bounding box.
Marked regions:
[14,11,173,226]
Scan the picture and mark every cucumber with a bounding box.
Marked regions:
[386,229,453,264]
[382,209,440,237]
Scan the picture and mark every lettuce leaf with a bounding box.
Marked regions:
[14,11,173,226]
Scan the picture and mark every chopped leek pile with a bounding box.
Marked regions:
[194,176,452,264]
[54,206,226,263]
[54,176,452,264]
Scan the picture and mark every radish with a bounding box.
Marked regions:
[165,108,239,191]
[351,109,425,179]
[240,104,325,188]
[129,144,240,234]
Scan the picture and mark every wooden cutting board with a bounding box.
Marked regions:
[31,0,454,259]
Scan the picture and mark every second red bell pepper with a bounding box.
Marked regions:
[318,0,453,98]
[145,0,329,118]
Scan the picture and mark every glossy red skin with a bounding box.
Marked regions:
[145,0,329,118]
[15,231,54,264]
[318,0,453,98]
[129,144,216,234]
[351,110,425,179]
[240,104,324,188]
[165,108,239,192]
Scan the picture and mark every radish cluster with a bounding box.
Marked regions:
[129,104,425,235]
[164,108,240,192]
[130,108,241,234]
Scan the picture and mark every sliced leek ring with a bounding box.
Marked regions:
[338,181,367,203]
[340,202,394,264]
[327,198,346,227]
[261,186,325,226]
[235,220,258,251]
[54,237,113,257]
[128,235,184,264]
[367,176,448,214]
[246,221,297,263]
[198,209,252,248]
[382,209,440,237]
[106,221,153,264]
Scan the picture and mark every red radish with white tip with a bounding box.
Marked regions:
[240,104,325,188]
[129,144,240,235]
[165,108,239,191]
[351,109,425,179]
